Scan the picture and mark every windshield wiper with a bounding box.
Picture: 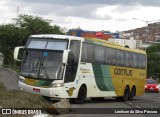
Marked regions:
[36,57,40,68]
[39,57,49,79]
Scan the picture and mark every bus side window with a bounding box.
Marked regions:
[117,50,125,66]
[141,55,146,69]
[106,48,109,64]
[94,45,105,64]
[126,52,134,67]
[81,43,93,63]
[64,41,80,83]
[133,53,137,68]
[136,54,141,68]
[106,48,116,65]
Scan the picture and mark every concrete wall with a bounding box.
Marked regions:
[0,67,19,90]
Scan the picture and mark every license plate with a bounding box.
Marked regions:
[33,88,40,92]
[25,78,39,85]
[150,87,154,90]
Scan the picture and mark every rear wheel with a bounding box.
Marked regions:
[71,86,87,104]
[129,86,136,100]
[123,86,130,101]
[116,86,130,101]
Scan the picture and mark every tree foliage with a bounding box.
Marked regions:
[146,44,160,78]
[0,14,64,66]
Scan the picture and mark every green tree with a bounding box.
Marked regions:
[146,44,160,79]
[0,14,64,67]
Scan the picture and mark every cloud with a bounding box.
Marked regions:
[12,0,160,21]
[1,0,160,32]
[11,1,112,20]
[14,0,160,6]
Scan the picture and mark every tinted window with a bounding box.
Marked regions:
[27,39,67,50]
[28,40,47,49]
[126,52,134,67]
[94,46,105,63]
[106,48,116,65]
[70,41,80,63]
[133,53,138,68]
[146,79,156,84]
[141,55,146,69]
[117,50,125,66]
[81,43,93,63]
[46,41,67,50]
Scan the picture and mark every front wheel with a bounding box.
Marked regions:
[71,86,87,104]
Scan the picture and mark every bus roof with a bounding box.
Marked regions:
[30,34,84,41]
[29,34,146,54]
[85,38,146,54]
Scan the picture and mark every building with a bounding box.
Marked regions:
[68,28,115,40]
[108,37,142,49]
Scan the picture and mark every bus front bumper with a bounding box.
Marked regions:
[18,81,69,98]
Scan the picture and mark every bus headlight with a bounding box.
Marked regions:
[51,83,64,87]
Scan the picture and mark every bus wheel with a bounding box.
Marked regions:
[123,86,130,101]
[129,86,136,100]
[71,86,87,104]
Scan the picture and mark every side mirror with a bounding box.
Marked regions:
[62,50,70,64]
[14,46,24,61]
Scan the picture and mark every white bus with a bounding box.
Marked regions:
[14,34,147,103]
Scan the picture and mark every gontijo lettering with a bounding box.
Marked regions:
[114,68,133,76]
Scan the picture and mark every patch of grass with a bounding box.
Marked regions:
[0,82,50,108]
[2,64,20,73]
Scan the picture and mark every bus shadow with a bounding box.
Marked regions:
[84,98,117,104]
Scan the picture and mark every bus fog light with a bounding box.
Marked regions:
[51,83,64,87]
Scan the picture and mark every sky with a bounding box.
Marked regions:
[1,0,160,32]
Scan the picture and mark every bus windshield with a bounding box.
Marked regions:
[26,38,67,50]
[21,51,64,80]
[21,39,67,80]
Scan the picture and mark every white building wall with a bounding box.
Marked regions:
[108,37,142,49]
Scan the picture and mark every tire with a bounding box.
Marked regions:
[129,87,136,100]
[71,86,87,104]
[116,86,130,102]
[123,86,130,101]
